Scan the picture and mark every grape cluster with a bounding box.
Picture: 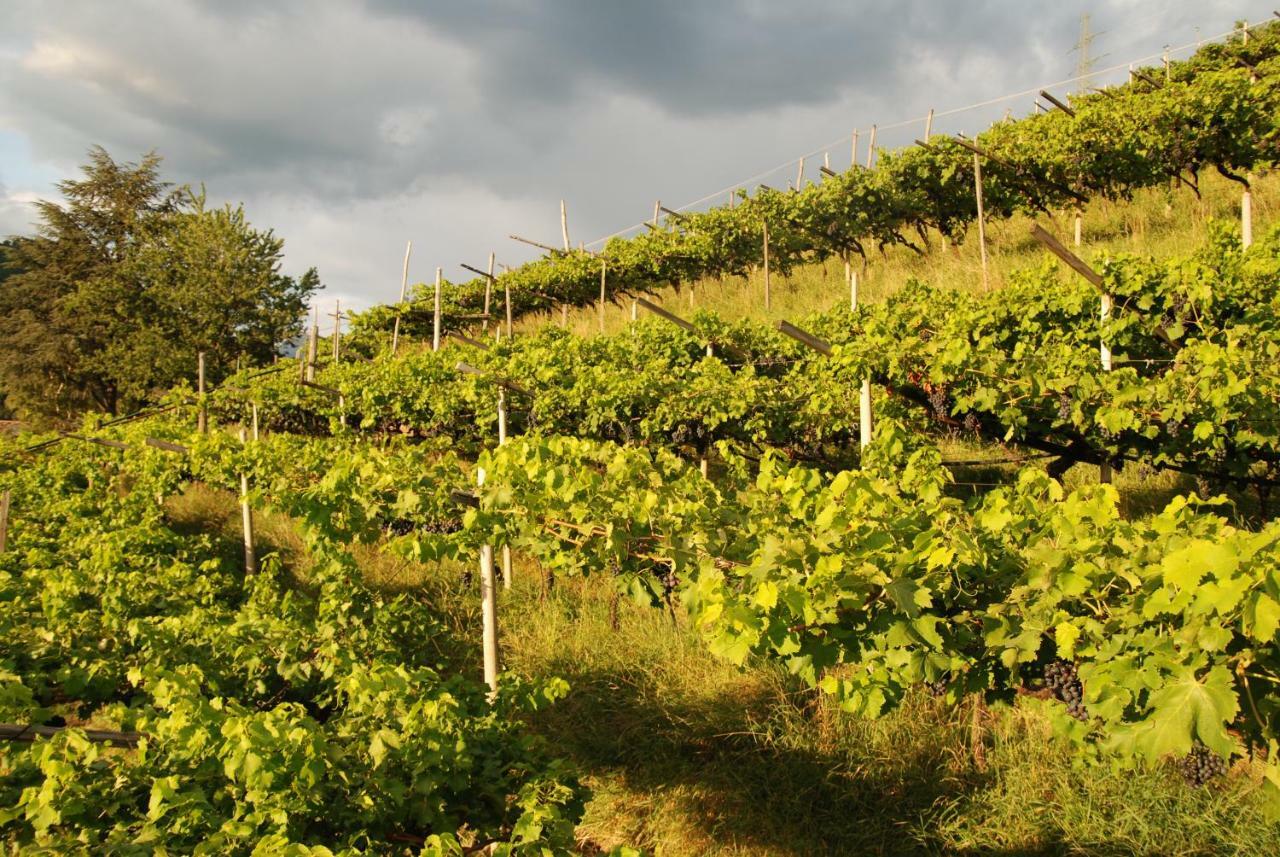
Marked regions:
[924,677,949,698]
[1180,742,1229,787]
[1164,416,1181,437]
[1044,660,1088,721]
[963,412,981,434]
[927,387,949,419]
[657,568,680,598]
[1057,394,1072,422]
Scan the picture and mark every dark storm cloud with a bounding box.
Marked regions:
[0,1,1262,307]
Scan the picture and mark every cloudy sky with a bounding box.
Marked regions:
[0,1,1264,312]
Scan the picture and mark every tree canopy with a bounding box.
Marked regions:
[0,147,319,424]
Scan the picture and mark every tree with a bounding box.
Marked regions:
[0,147,320,424]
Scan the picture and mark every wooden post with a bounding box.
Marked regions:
[197,352,208,435]
[560,304,568,328]
[0,489,9,553]
[1099,293,1113,484]
[391,240,412,354]
[851,129,859,168]
[483,252,495,332]
[497,387,512,590]
[251,403,259,441]
[924,108,934,140]
[239,427,257,575]
[973,152,989,290]
[729,189,736,208]
[795,157,805,191]
[330,301,342,364]
[653,200,661,226]
[477,466,499,694]
[598,259,607,333]
[1243,187,1254,249]
[432,267,443,352]
[305,315,318,383]
[503,271,513,340]
[1163,49,1170,81]
[1074,211,1083,248]
[560,199,570,251]
[823,151,830,171]
[762,220,771,311]
[630,299,638,322]
[865,125,877,169]
[845,257,856,312]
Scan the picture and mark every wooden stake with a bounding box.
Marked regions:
[865,125,877,169]
[796,157,805,191]
[631,299,638,322]
[477,466,499,694]
[860,378,873,449]
[846,258,857,312]
[305,315,318,383]
[483,252,495,332]
[729,189,736,208]
[497,388,512,590]
[823,151,830,171]
[503,273,513,339]
[1074,211,1083,248]
[851,129,859,168]
[391,240,412,354]
[432,267,443,352]
[762,220,771,311]
[238,427,257,575]
[973,152,989,290]
[653,199,661,226]
[252,403,260,441]
[560,199,570,251]
[0,489,9,553]
[330,300,342,363]
[599,259,607,334]
[560,304,568,328]
[197,352,207,435]
[924,108,934,140]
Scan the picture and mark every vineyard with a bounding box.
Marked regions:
[5,18,1280,857]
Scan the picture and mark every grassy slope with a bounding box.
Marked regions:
[177,174,1280,855]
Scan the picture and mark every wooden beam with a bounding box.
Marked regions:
[775,320,833,356]
[460,263,496,280]
[635,297,750,361]
[658,205,686,221]
[819,165,838,177]
[1038,89,1075,116]
[951,136,1089,204]
[455,361,532,398]
[0,723,142,748]
[145,438,189,455]
[508,234,564,255]
[1030,224,1104,290]
[62,433,128,450]
[300,380,343,398]
[447,331,491,350]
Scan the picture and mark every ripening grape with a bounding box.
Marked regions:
[1057,394,1072,422]
[924,677,948,698]
[1044,660,1088,721]
[927,387,949,419]
[963,412,980,434]
[1180,742,1229,787]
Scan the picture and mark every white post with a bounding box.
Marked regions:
[795,157,805,191]
[432,267,443,352]
[239,427,257,575]
[630,299,638,323]
[1243,187,1254,249]
[762,220,771,311]
[1100,293,1113,484]
[251,403,259,441]
[477,466,499,694]
[850,260,872,448]
[392,240,412,354]
[851,129,859,168]
[560,199,570,251]
[973,152,989,290]
[599,259,607,333]
[924,108,934,140]
[1074,212,1083,248]
[865,125,877,169]
[823,151,830,171]
[197,352,207,435]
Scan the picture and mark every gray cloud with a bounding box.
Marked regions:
[0,0,1262,310]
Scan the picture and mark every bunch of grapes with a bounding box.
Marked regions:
[1180,742,1229,787]
[927,387,949,419]
[1057,394,1072,422]
[924,677,949,698]
[384,518,417,537]
[963,412,981,434]
[657,568,680,598]
[1044,660,1088,721]
[1164,416,1181,437]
